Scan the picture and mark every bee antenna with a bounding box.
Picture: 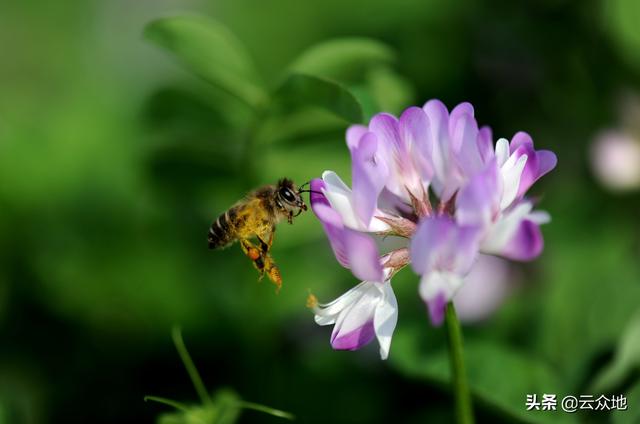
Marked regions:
[298,189,323,195]
[298,181,311,191]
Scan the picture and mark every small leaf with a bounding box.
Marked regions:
[144,15,267,108]
[289,38,395,82]
[211,389,242,424]
[589,310,640,393]
[275,73,363,123]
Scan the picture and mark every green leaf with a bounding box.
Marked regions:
[211,389,242,424]
[288,37,395,82]
[259,108,346,145]
[390,328,574,424]
[144,15,267,108]
[275,73,363,123]
[367,67,414,116]
[589,310,640,393]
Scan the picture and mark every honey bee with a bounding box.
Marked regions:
[208,178,310,291]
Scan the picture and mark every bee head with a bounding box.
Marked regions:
[276,178,308,218]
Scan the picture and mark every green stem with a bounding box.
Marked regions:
[445,302,474,424]
[144,396,191,413]
[172,326,213,408]
[236,401,295,420]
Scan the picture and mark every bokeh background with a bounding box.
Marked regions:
[1,0,640,423]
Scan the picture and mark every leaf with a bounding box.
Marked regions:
[259,108,346,146]
[144,15,267,108]
[367,67,414,116]
[390,327,575,424]
[589,310,640,393]
[275,73,363,123]
[288,37,395,82]
[211,389,242,424]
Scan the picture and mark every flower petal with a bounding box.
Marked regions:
[495,138,510,167]
[346,124,368,150]
[500,153,527,210]
[400,106,433,182]
[452,111,483,176]
[351,132,389,226]
[456,159,500,228]
[423,99,453,199]
[510,132,558,198]
[369,113,402,152]
[310,179,349,268]
[480,202,533,255]
[330,283,380,350]
[411,217,481,276]
[321,171,390,232]
[418,272,463,326]
[500,219,544,261]
[343,228,384,282]
[477,126,494,163]
[453,255,511,323]
[313,281,370,325]
[373,282,398,360]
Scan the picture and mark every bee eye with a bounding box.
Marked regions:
[280,188,295,202]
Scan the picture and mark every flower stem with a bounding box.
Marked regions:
[445,302,474,424]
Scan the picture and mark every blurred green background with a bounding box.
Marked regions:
[1,0,640,423]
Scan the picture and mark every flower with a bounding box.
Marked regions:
[590,92,640,191]
[308,274,398,360]
[453,255,513,323]
[591,130,640,191]
[309,100,556,359]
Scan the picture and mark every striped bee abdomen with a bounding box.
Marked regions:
[208,208,236,249]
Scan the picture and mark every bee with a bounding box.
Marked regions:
[208,178,310,291]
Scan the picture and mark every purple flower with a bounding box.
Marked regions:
[309,100,557,358]
[309,272,398,360]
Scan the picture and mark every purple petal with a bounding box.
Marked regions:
[343,229,384,282]
[477,126,494,163]
[346,125,368,150]
[448,102,474,142]
[312,203,350,268]
[410,217,480,275]
[501,219,544,261]
[509,132,558,198]
[452,112,483,176]
[310,178,329,208]
[536,150,558,178]
[400,106,433,180]
[513,144,538,198]
[428,292,447,326]
[509,131,534,152]
[410,217,452,275]
[456,159,500,227]
[423,99,450,157]
[310,179,384,280]
[369,113,402,152]
[351,132,388,225]
[423,100,452,197]
[331,320,376,351]
[310,179,349,267]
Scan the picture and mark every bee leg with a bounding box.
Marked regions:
[257,235,270,256]
[287,211,293,224]
[240,239,265,280]
[240,239,261,261]
[263,254,282,293]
